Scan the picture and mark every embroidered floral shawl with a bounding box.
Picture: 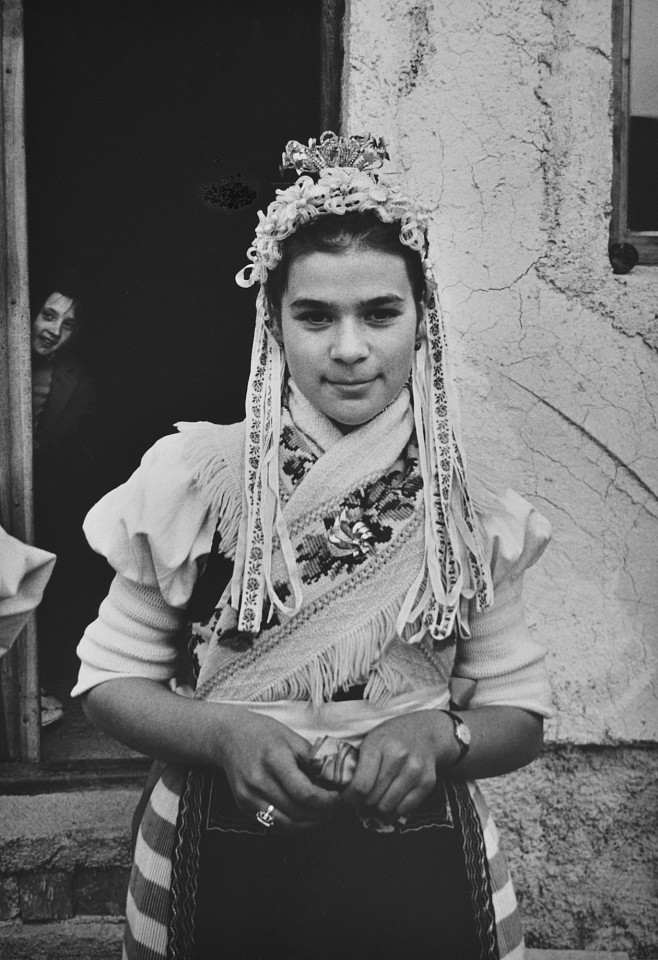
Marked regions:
[180,383,457,709]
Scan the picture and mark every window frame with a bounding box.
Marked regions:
[610,0,658,265]
[0,0,344,779]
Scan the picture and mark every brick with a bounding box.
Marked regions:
[18,871,73,921]
[0,875,19,920]
[72,867,129,916]
[527,953,630,959]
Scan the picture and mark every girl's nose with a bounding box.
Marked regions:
[49,318,64,337]
[329,319,369,363]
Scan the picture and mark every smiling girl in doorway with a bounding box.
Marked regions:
[74,133,553,960]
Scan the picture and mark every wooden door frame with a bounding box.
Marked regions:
[0,0,344,771]
[321,0,345,134]
[1,0,39,763]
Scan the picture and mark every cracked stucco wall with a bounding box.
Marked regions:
[343,0,657,746]
[343,1,657,953]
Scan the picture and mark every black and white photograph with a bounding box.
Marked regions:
[0,2,656,958]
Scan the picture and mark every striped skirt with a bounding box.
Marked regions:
[124,764,525,960]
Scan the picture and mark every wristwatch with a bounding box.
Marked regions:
[443,710,471,767]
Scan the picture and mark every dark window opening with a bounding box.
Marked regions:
[627,117,658,231]
[611,0,658,266]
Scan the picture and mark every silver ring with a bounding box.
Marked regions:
[256,803,275,828]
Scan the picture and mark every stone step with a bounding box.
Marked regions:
[528,952,631,959]
[0,918,123,960]
[0,926,644,960]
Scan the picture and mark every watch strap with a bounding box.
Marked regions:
[443,709,470,767]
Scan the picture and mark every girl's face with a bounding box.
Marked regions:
[279,248,422,432]
[31,293,78,360]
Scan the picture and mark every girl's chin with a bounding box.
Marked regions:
[326,403,387,432]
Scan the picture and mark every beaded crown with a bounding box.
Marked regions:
[281,131,389,174]
[235,132,434,291]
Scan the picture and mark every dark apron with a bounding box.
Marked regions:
[168,768,499,960]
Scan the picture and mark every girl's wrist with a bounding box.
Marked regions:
[434,709,470,770]
[442,710,472,767]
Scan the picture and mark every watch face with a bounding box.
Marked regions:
[458,722,472,746]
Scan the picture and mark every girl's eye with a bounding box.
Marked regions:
[298,312,331,326]
[366,309,398,323]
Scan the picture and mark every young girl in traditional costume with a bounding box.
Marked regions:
[74,133,553,960]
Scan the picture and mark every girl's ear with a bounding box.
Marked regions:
[268,315,284,348]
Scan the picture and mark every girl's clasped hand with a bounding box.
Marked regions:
[215,708,457,829]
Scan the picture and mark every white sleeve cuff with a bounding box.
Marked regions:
[71,574,187,697]
[454,577,554,718]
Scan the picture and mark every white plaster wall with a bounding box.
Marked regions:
[344,0,658,745]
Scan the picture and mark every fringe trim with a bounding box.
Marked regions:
[175,421,242,560]
[363,660,418,706]
[250,592,415,709]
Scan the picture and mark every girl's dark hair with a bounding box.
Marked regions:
[30,267,86,326]
[265,211,427,320]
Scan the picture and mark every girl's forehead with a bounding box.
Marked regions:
[41,292,76,317]
[285,249,414,298]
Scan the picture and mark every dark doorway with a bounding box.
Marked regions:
[24,0,322,757]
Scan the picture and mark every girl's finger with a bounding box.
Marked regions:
[235,761,339,823]
[258,731,341,812]
[252,803,333,833]
[341,749,382,806]
[370,777,430,817]
[394,785,435,818]
[234,772,334,822]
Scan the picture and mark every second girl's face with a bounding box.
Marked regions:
[279,248,422,432]
[31,293,78,359]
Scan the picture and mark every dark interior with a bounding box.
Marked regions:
[24,0,321,757]
[628,116,658,232]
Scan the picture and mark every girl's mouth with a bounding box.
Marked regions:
[328,377,376,387]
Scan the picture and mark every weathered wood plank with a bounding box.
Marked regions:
[321,0,344,133]
[0,0,39,762]
[0,757,151,795]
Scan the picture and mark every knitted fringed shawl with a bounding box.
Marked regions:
[180,384,462,708]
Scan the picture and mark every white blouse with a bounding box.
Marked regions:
[72,427,554,721]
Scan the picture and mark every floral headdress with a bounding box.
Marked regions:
[232,132,492,641]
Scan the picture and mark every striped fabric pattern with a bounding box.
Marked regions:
[469,781,526,959]
[124,765,184,960]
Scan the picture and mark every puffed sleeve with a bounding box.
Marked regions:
[452,488,554,718]
[82,432,222,608]
[72,426,242,696]
[0,526,55,655]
